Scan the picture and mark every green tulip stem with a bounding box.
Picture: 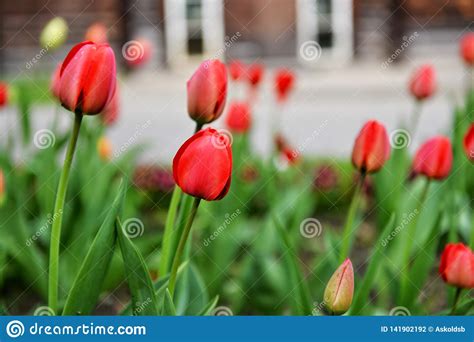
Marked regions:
[48,112,83,314]
[159,122,203,275]
[339,172,365,263]
[449,287,462,315]
[168,197,201,297]
[399,179,431,306]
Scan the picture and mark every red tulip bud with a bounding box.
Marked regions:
[439,243,474,289]
[59,41,116,115]
[413,136,452,180]
[409,64,436,101]
[85,23,108,44]
[460,33,474,66]
[50,62,62,100]
[225,101,251,133]
[247,63,264,88]
[229,60,245,81]
[464,124,474,162]
[274,68,295,102]
[173,128,232,201]
[187,60,227,125]
[351,120,390,174]
[0,82,8,107]
[323,259,354,315]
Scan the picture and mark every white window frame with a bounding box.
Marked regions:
[164,0,225,68]
[296,0,353,67]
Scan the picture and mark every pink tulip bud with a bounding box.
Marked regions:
[351,120,391,174]
[187,60,227,125]
[413,136,452,180]
[323,259,354,315]
[409,64,436,101]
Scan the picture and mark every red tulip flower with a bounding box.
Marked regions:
[464,124,474,162]
[173,128,232,201]
[187,60,227,125]
[50,62,62,100]
[460,33,474,66]
[0,82,8,107]
[439,243,474,289]
[247,63,264,88]
[274,68,295,102]
[229,60,245,81]
[85,23,108,44]
[59,41,116,115]
[413,136,452,180]
[409,64,436,101]
[225,101,251,133]
[351,120,390,174]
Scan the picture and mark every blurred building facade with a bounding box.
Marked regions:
[0,0,473,72]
